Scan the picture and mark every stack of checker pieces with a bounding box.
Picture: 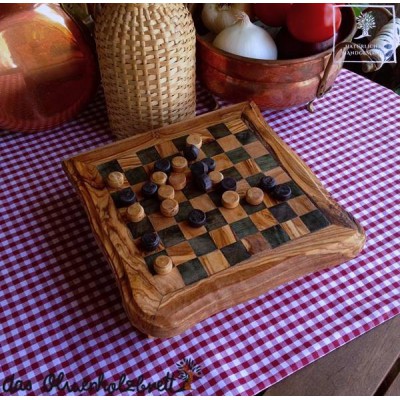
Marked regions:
[96,120,331,288]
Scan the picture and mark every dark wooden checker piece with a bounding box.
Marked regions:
[64,102,365,339]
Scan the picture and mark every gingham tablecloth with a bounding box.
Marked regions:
[1,69,399,396]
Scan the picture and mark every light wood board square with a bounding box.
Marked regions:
[225,118,248,134]
[143,162,155,175]
[199,250,230,275]
[265,166,291,184]
[241,232,271,254]
[250,208,278,230]
[287,195,317,216]
[178,221,207,240]
[217,135,242,152]
[189,193,217,212]
[281,217,310,239]
[219,204,248,223]
[244,141,269,158]
[209,225,237,248]
[117,153,142,170]
[155,141,179,158]
[263,194,280,208]
[148,212,176,231]
[174,190,187,203]
[166,241,196,266]
[213,153,233,172]
[236,159,262,179]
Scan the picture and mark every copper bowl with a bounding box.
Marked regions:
[194,6,356,109]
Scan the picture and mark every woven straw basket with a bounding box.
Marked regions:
[95,4,196,139]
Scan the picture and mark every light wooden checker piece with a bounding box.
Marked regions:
[63,102,365,338]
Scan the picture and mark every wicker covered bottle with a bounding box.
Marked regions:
[95,4,196,138]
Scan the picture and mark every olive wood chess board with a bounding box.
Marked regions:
[63,102,365,338]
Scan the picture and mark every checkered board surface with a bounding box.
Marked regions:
[97,120,331,288]
[1,71,399,396]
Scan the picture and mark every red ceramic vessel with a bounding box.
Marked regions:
[0,4,98,133]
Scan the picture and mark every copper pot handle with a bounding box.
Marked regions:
[307,41,374,112]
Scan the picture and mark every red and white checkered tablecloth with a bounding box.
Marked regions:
[1,69,399,395]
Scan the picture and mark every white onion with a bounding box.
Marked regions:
[213,13,277,60]
[201,4,253,34]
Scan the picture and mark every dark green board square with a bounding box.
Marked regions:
[301,210,330,232]
[97,160,123,180]
[140,197,160,215]
[189,233,217,257]
[127,217,154,240]
[136,146,161,165]
[226,147,251,164]
[125,166,148,185]
[241,198,266,215]
[202,141,224,157]
[206,208,227,231]
[221,241,251,266]
[144,250,168,275]
[172,135,189,151]
[174,201,194,223]
[286,181,304,198]
[230,217,258,239]
[182,183,206,200]
[235,129,257,145]
[158,225,186,248]
[269,203,297,223]
[208,191,222,208]
[262,225,291,248]
[221,166,242,181]
[111,188,135,209]
[255,154,279,171]
[178,258,208,286]
[208,123,231,139]
[246,172,265,188]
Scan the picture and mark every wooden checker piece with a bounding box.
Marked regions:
[107,171,125,189]
[64,102,365,338]
[246,187,264,206]
[209,170,224,186]
[186,133,202,149]
[126,202,145,222]
[168,172,187,191]
[160,198,179,217]
[171,156,188,173]
[154,255,173,275]
[222,190,240,209]
[158,184,175,201]
[151,171,168,186]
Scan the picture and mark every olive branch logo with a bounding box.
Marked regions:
[354,11,376,39]
[176,358,202,391]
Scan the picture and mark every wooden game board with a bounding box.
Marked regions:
[63,102,365,338]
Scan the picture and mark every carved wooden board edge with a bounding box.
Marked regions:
[62,102,366,338]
